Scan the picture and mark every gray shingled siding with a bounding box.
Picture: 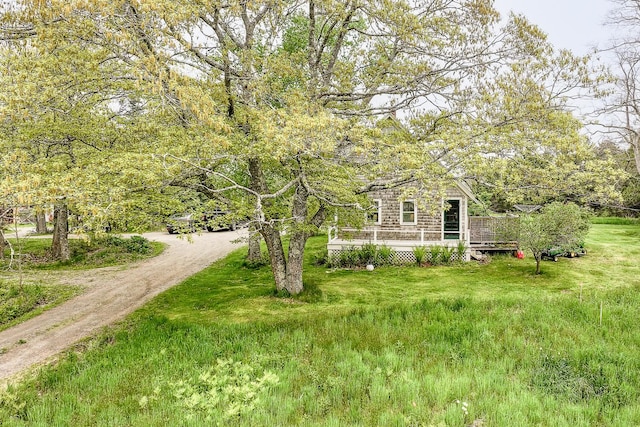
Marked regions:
[370,186,465,231]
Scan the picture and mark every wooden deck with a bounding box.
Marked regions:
[327,227,472,262]
[469,216,518,246]
[327,215,521,262]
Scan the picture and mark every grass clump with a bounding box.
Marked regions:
[0,281,81,331]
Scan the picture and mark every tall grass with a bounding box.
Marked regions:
[1,224,640,426]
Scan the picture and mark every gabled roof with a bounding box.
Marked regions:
[454,179,481,205]
[513,204,542,213]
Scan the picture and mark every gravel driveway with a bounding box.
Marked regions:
[0,230,246,385]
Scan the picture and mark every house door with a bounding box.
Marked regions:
[444,199,460,240]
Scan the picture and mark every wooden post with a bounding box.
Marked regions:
[579,283,583,303]
[599,301,603,326]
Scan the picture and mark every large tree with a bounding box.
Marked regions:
[452,13,623,209]
[595,140,640,214]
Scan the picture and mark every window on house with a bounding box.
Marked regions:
[368,199,382,224]
[444,199,460,239]
[401,200,416,225]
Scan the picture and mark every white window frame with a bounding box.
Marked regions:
[368,199,382,225]
[400,200,417,225]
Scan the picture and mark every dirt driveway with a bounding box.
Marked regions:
[0,230,246,385]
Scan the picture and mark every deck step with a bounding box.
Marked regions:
[470,250,487,261]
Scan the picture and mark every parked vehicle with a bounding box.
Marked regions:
[541,245,587,262]
[166,211,248,234]
[203,210,249,232]
[166,214,197,234]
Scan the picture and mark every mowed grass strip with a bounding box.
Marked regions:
[1,224,639,426]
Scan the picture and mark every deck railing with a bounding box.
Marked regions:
[468,216,519,246]
[328,227,470,245]
[328,216,519,247]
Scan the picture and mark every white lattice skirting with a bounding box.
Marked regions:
[328,247,468,264]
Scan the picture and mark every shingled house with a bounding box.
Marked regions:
[327,180,479,263]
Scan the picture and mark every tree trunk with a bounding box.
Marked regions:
[246,224,262,263]
[260,225,288,293]
[286,230,307,295]
[35,209,48,234]
[283,183,311,295]
[249,157,289,293]
[0,228,6,259]
[248,158,313,295]
[51,202,70,261]
[535,256,542,275]
[260,225,308,296]
[632,134,640,176]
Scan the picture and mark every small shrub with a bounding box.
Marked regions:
[339,246,360,268]
[98,235,151,254]
[441,246,455,264]
[167,358,279,422]
[327,245,397,268]
[101,235,126,247]
[429,245,442,265]
[377,245,395,266]
[311,248,329,267]
[456,241,467,262]
[360,243,378,265]
[125,235,152,254]
[412,246,427,266]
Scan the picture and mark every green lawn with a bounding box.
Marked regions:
[1,224,639,426]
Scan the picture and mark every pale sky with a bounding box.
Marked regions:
[493,0,614,56]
